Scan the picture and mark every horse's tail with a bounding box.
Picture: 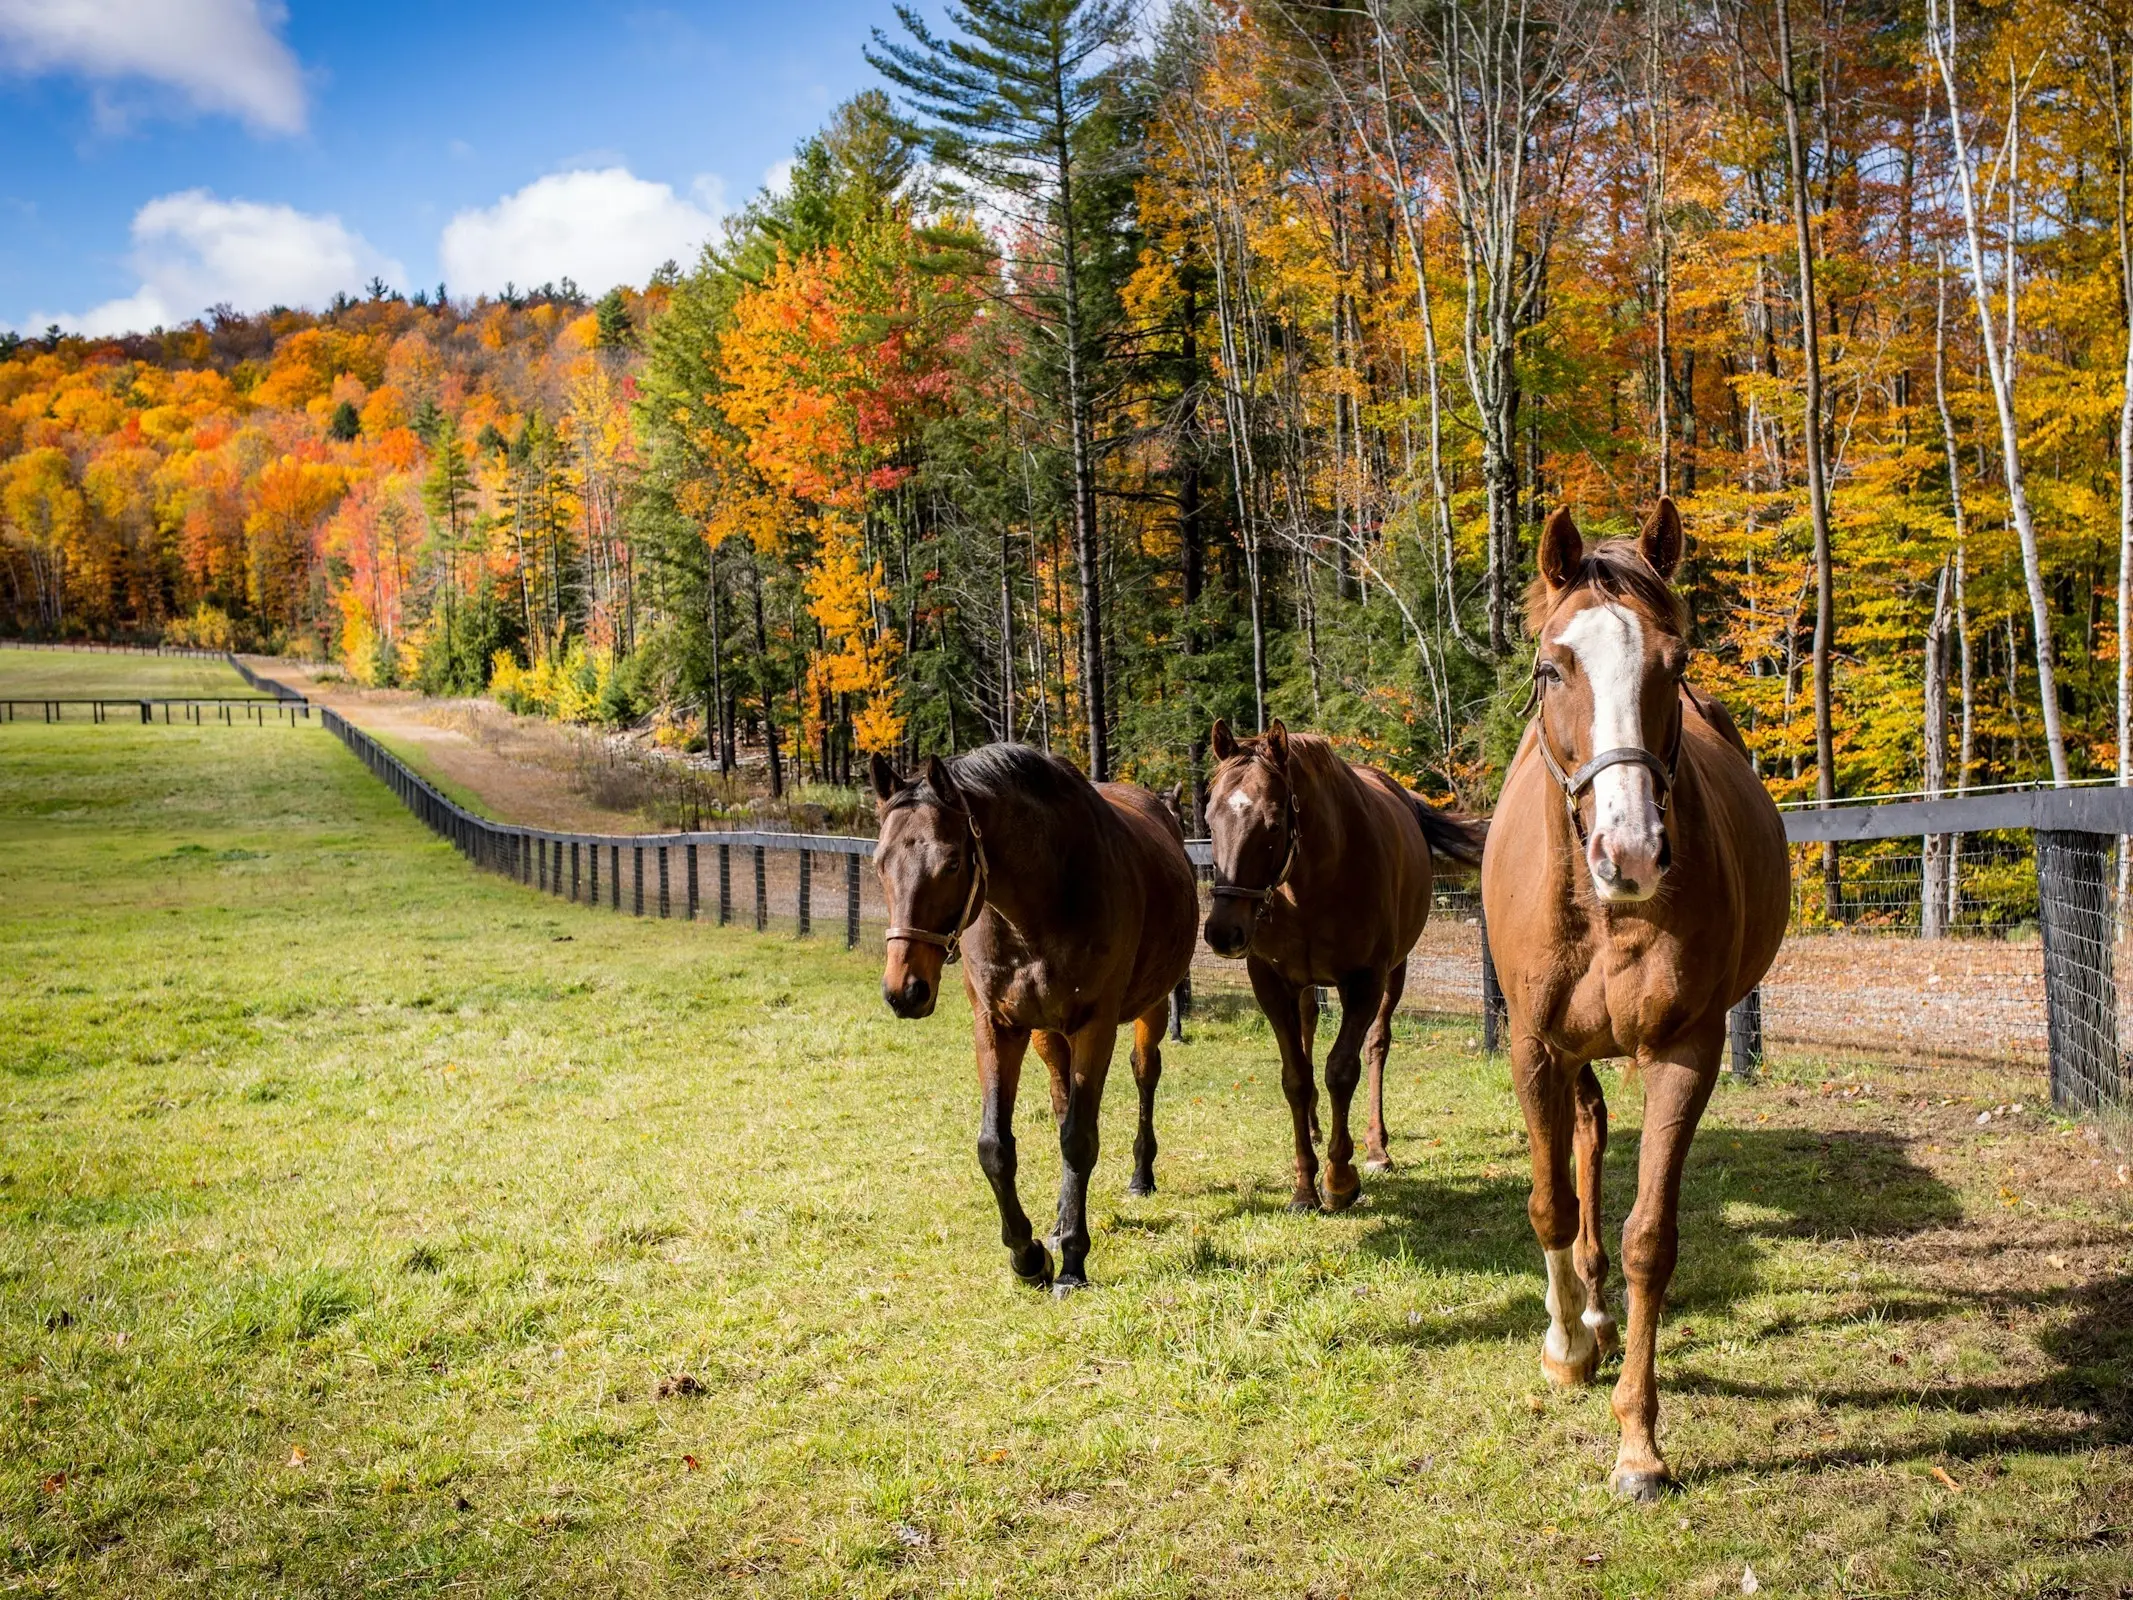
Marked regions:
[1407,792,1488,871]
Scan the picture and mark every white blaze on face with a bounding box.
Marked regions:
[1555,600,1663,895]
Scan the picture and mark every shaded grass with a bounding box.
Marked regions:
[2,723,2130,1597]
[0,650,264,700]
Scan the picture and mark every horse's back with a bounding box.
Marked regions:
[1099,781,1199,1015]
[1683,709,1789,1007]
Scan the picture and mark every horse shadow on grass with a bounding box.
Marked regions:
[1168,1122,1970,1358]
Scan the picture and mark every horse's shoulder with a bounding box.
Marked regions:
[1683,683,1752,762]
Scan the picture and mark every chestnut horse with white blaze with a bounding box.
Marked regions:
[1203,720,1486,1211]
[1482,499,1788,1499]
[870,745,1198,1294]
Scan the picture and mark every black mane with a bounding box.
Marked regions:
[882,742,1100,816]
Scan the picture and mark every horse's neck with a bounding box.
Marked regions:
[1287,754,1351,891]
[966,786,1106,930]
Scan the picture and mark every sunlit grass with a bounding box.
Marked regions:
[0,649,265,700]
[2,722,2128,1596]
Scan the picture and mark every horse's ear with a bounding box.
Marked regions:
[1538,506,1583,590]
[1211,719,1237,762]
[869,751,903,804]
[924,753,959,805]
[1640,496,1684,580]
[1164,783,1183,811]
[1265,719,1290,768]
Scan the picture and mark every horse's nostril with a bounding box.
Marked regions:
[902,975,931,1009]
[1594,856,1621,885]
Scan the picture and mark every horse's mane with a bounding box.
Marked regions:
[882,741,1103,819]
[1524,538,1687,639]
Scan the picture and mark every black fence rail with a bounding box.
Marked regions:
[228,655,308,701]
[0,638,228,658]
[2,697,313,724]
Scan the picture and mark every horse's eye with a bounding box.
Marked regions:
[1536,660,1562,683]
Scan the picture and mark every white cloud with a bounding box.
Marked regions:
[31,189,401,335]
[0,0,306,133]
[439,168,723,297]
[761,159,794,198]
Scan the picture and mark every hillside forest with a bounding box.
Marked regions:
[4,0,2129,862]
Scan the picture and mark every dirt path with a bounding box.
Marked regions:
[249,659,651,835]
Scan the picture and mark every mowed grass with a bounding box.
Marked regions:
[0,649,266,701]
[3,723,2130,1598]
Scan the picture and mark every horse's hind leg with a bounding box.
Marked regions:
[1610,1032,1720,1501]
[1362,960,1407,1171]
[1319,969,1383,1213]
[1248,957,1319,1211]
[1126,1006,1166,1197]
[1298,984,1321,1145]
[1511,1032,1599,1388]
[1573,1062,1617,1355]
[973,1013,1051,1288]
[1051,1020,1119,1294]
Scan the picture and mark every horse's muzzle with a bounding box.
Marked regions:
[883,972,935,1018]
[1202,908,1252,959]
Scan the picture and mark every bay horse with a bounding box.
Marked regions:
[1202,720,1485,1211]
[870,745,1198,1293]
[1481,499,1788,1499]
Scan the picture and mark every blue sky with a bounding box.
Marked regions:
[0,1,908,334]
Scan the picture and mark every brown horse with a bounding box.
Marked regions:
[1481,499,1788,1499]
[1202,721,1485,1211]
[870,744,1198,1293]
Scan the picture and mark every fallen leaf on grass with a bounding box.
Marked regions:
[654,1373,704,1399]
[892,1523,931,1550]
[286,1445,308,1468]
[1580,1552,1605,1567]
[682,1455,700,1472]
[39,1473,68,1495]
[1741,1564,1761,1594]
[980,1449,1009,1464]
[1524,1394,1546,1414]
[1931,1465,1961,1493]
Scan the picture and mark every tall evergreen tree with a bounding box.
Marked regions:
[869,0,1137,779]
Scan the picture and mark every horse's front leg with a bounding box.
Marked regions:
[1610,1030,1721,1500]
[1362,959,1407,1171]
[1510,1028,1599,1387]
[972,1010,1050,1289]
[1247,957,1317,1210]
[1573,1062,1617,1355]
[1319,968,1385,1212]
[1050,1018,1118,1294]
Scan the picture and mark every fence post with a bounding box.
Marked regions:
[610,845,621,910]
[633,847,645,916]
[537,838,548,894]
[845,853,860,949]
[687,843,700,921]
[552,838,563,897]
[571,842,581,902]
[1478,904,1507,1054]
[719,844,732,926]
[1728,988,1764,1078]
[2037,830,2121,1115]
[658,846,671,918]
[589,842,600,904]
[754,847,767,932]
[798,851,812,938]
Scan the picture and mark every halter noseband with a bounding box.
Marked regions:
[1526,656,1684,853]
[883,804,988,965]
[1209,758,1299,915]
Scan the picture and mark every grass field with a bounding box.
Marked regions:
[0,649,267,701]
[4,722,2131,1597]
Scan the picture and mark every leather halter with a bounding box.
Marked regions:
[1209,757,1299,914]
[882,805,988,965]
[1526,657,1685,850]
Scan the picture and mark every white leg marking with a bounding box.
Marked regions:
[1542,1246,1596,1368]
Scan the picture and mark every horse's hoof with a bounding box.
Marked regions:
[1286,1194,1318,1214]
[1052,1272,1090,1299]
[1362,1155,1394,1173]
[1125,1174,1155,1198]
[1540,1332,1600,1388]
[1320,1181,1361,1214]
[1608,1466,1676,1503]
[1012,1243,1054,1289]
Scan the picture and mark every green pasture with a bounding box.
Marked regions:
[2,722,2129,1597]
[0,648,267,702]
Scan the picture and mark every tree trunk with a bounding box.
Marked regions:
[751,562,782,799]
[1776,0,1842,920]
